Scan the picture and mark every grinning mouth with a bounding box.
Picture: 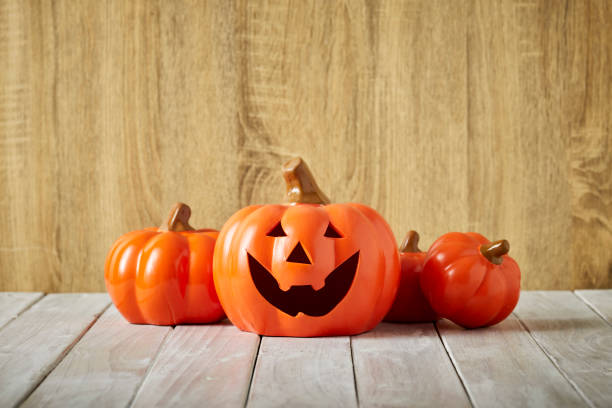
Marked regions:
[247,251,360,317]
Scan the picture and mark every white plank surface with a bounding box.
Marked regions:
[515,291,612,408]
[0,292,43,330]
[22,306,170,408]
[0,293,110,407]
[351,323,470,407]
[438,315,585,407]
[575,290,612,325]
[247,336,357,408]
[1,291,610,407]
[132,321,260,408]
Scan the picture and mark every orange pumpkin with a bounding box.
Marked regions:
[105,203,224,325]
[420,232,520,328]
[213,158,400,337]
[384,231,439,322]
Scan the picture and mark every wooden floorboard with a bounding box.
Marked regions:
[438,315,585,407]
[575,290,612,325]
[0,293,109,407]
[247,336,357,408]
[515,291,612,408]
[351,322,470,407]
[1,290,610,407]
[131,321,260,408]
[0,292,43,330]
[21,306,170,408]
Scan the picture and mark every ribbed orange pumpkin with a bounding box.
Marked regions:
[213,158,400,337]
[105,203,224,325]
[420,232,520,328]
[384,231,439,322]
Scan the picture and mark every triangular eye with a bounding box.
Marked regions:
[267,222,287,237]
[324,223,342,238]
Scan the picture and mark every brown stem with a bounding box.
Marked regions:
[282,157,330,204]
[480,239,510,265]
[399,230,421,253]
[159,202,195,232]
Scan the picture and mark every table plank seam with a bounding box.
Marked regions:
[348,337,360,407]
[573,291,612,327]
[513,313,596,408]
[0,292,45,332]
[127,326,174,408]
[434,322,476,408]
[244,335,263,407]
[16,301,112,407]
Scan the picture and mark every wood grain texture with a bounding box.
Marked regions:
[0,0,610,291]
[247,336,357,407]
[132,322,260,408]
[575,290,612,324]
[0,293,109,407]
[22,306,170,408]
[438,315,586,407]
[514,291,612,407]
[0,292,42,330]
[351,322,470,407]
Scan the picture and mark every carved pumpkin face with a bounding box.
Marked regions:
[213,158,400,337]
[247,204,360,317]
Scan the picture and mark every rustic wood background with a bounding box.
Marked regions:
[1,0,610,292]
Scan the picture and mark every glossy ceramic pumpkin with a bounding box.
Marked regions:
[384,231,438,322]
[105,203,224,325]
[420,232,520,328]
[213,158,400,337]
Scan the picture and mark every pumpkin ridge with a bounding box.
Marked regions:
[136,232,189,324]
[344,203,400,331]
[443,255,488,315]
[449,267,507,327]
[106,230,157,324]
[227,205,275,327]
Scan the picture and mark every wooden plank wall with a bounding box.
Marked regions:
[0,0,610,292]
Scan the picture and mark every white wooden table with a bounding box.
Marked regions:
[0,291,610,407]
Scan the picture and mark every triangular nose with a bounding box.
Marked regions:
[286,242,311,264]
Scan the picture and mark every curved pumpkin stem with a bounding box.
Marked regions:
[399,230,421,253]
[480,239,510,265]
[159,202,195,232]
[282,157,330,204]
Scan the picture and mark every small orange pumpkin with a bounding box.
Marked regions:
[384,231,439,322]
[420,232,520,328]
[105,203,224,325]
[213,158,400,337]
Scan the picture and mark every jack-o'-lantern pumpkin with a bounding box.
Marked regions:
[213,157,400,337]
